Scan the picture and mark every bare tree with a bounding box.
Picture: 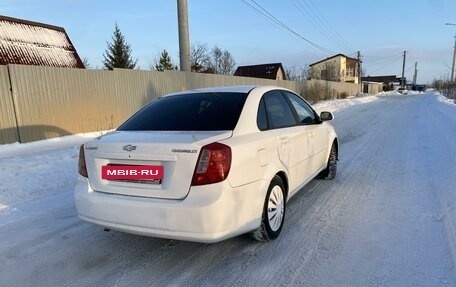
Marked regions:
[208,46,236,75]
[285,65,312,81]
[285,66,299,81]
[209,46,222,74]
[189,43,236,75]
[191,42,210,72]
[303,65,312,80]
[219,50,236,75]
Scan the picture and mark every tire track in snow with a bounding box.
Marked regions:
[270,98,401,286]
[298,94,456,287]
[277,100,399,286]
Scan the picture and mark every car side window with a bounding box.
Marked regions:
[257,98,268,130]
[283,91,317,125]
[263,90,297,129]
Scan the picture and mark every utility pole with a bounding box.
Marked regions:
[357,51,362,92]
[451,36,456,82]
[401,51,407,88]
[445,23,456,82]
[177,0,191,72]
[412,62,418,86]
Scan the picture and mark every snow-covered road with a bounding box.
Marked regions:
[1,93,455,286]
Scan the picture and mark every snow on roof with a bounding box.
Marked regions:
[0,15,84,68]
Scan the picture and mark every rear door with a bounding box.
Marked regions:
[262,90,311,193]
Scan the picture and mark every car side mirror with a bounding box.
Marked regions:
[320,111,334,121]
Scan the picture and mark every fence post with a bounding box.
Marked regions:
[6,65,22,143]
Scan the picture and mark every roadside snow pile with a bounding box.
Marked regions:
[376,90,402,96]
[312,94,379,113]
[437,93,455,105]
[0,131,109,210]
[0,131,109,159]
[311,89,419,113]
[435,93,456,266]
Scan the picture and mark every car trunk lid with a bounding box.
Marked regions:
[83,130,232,199]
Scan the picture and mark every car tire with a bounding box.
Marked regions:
[319,142,337,180]
[252,175,286,242]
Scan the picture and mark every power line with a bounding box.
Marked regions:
[241,0,335,54]
[364,55,403,75]
[295,0,355,52]
[363,54,402,69]
[404,64,415,73]
[363,53,403,63]
[289,0,348,52]
[307,0,355,51]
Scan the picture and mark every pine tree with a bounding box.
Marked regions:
[154,50,178,71]
[102,23,137,70]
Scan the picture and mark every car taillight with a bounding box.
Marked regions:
[191,142,231,186]
[78,145,88,177]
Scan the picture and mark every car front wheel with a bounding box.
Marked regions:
[319,142,337,180]
[252,175,286,241]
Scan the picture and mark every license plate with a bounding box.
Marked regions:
[102,165,164,181]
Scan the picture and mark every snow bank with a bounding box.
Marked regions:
[436,93,455,105]
[0,131,110,159]
[312,90,424,114]
[312,94,379,114]
[0,131,110,210]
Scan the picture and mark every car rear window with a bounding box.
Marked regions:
[118,92,248,131]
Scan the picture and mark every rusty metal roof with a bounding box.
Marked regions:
[0,15,84,68]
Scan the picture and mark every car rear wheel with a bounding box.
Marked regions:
[319,142,337,180]
[252,175,286,242]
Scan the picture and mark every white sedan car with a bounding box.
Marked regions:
[75,85,338,243]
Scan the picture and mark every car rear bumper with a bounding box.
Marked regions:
[74,176,266,243]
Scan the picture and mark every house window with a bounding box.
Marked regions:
[321,70,327,79]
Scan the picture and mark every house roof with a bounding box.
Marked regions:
[0,15,84,68]
[361,75,400,84]
[234,63,286,80]
[309,53,359,67]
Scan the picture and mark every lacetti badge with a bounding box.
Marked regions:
[102,165,164,180]
[123,145,137,152]
[172,149,197,153]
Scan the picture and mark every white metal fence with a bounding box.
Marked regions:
[0,65,373,144]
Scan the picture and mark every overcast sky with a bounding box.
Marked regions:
[3,0,456,83]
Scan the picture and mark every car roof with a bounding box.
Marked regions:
[162,85,296,98]
[163,85,257,97]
